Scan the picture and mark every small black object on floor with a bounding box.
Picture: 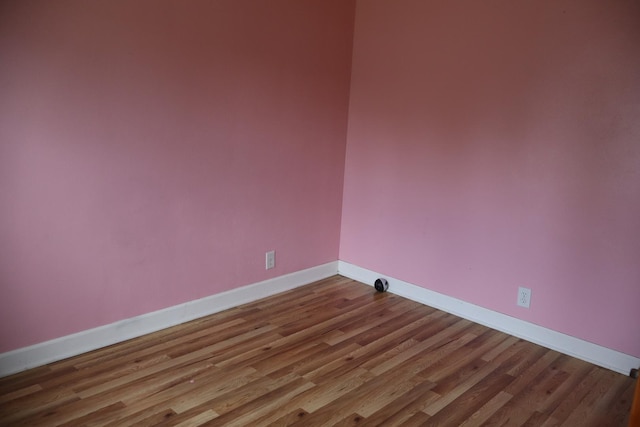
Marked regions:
[374,278,389,292]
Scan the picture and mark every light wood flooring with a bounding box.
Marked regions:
[0,275,635,426]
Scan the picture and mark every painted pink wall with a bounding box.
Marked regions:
[341,0,640,357]
[0,0,355,352]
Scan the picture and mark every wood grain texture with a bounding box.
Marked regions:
[0,276,634,426]
[629,375,640,427]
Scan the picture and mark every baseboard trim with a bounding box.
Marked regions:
[0,261,339,378]
[338,261,639,375]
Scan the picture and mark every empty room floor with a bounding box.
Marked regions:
[0,276,635,426]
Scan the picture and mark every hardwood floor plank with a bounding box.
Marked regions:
[57,401,126,427]
[429,356,489,396]
[322,302,417,346]
[198,376,315,427]
[504,349,563,396]
[0,366,76,397]
[423,371,515,426]
[267,341,362,378]
[0,276,633,426]
[101,402,178,427]
[294,368,373,413]
[423,329,509,384]
[458,390,513,427]
[562,369,632,427]
[212,299,402,371]
[401,409,433,426]
[0,386,80,425]
[357,380,440,425]
[77,324,276,399]
[0,384,43,405]
[128,365,260,413]
[171,409,218,427]
[534,357,594,417]
[522,410,551,426]
[481,335,520,362]
[544,365,603,424]
[267,408,310,426]
[203,372,303,416]
[347,368,428,418]
[423,358,511,417]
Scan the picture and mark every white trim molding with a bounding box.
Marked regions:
[3,260,637,378]
[0,261,339,378]
[338,261,640,376]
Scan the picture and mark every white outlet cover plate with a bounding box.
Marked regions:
[517,286,531,308]
[265,251,275,270]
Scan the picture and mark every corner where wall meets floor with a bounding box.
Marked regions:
[1,261,637,379]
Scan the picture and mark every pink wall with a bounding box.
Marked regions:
[0,0,355,352]
[341,0,640,357]
[2,0,638,361]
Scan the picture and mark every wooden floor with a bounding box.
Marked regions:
[0,276,634,426]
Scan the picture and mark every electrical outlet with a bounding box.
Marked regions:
[265,250,275,270]
[517,286,531,308]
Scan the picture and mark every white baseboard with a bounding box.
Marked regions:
[4,260,637,378]
[338,261,639,376]
[0,261,339,378]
